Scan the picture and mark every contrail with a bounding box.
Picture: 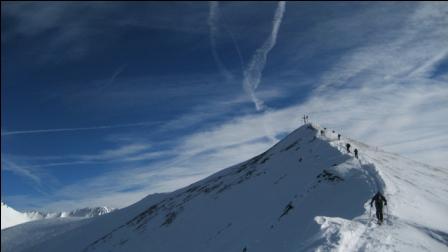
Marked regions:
[222,24,245,75]
[98,64,128,91]
[243,1,286,111]
[208,1,233,81]
[1,121,161,136]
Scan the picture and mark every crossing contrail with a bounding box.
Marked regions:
[243,1,286,111]
[1,121,161,136]
[208,1,233,81]
[222,24,245,75]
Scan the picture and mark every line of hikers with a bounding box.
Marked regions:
[346,140,388,224]
[302,118,387,224]
[303,117,386,224]
[314,122,359,160]
[345,143,359,159]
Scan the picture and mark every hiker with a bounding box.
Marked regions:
[370,191,387,224]
[354,149,359,159]
[346,143,351,153]
[280,202,294,219]
[320,130,324,136]
[303,115,309,124]
[338,134,341,140]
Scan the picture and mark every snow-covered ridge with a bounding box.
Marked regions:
[1,202,115,230]
[29,206,115,219]
[3,123,447,252]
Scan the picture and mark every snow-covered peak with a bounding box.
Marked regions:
[3,123,447,252]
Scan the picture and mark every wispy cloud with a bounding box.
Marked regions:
[1,156,61,196]
[1,2,211,63]
[315,3,447,93]
[1,2,94,62]
[1,159,42,185]
[79,143,151,161]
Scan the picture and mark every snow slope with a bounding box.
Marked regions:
[1,202,114,230]
[1,202,41,230]
[1,217,90,252]
[3,123,447,252]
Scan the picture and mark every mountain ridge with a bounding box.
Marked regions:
[2,123,447,252]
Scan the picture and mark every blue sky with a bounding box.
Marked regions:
[2,2,447,211]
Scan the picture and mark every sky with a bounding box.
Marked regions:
[1,2,447,212]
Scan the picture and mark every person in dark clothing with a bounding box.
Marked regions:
[278,201,294,220]
[338,134,341,140]
[354,149,359,159]
[346,143,351,153]
[370,191,387,224]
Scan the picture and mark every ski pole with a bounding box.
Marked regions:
[386,204,389,221]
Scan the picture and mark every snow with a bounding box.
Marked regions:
[1,202,114,230]
[2,123,447,252]
[1,217,89,252]
[1,202,40,230]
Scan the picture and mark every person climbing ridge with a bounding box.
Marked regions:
[370,191,387,224]
[354,148,358,159]
[338,134,341,140]
[279,202,294,220]
[346,143,351,153]
[320,130,324,136]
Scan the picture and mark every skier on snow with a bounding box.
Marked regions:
[370,191,387,224]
